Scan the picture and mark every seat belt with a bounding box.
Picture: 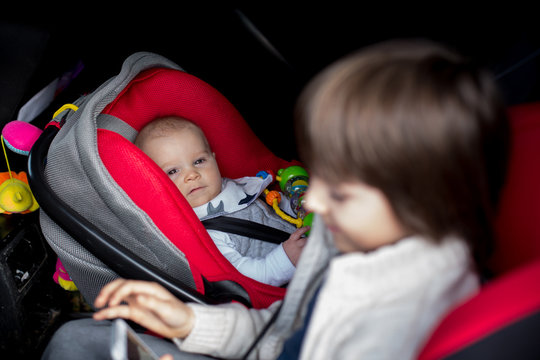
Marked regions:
[201,216,290,244]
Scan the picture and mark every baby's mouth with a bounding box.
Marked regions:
[189,186,204,195]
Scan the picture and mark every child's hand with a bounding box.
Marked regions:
[93,279,195,339]
[282,227,310,266]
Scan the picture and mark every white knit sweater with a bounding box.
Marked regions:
[299,235,478,360]
[176,218,478,360]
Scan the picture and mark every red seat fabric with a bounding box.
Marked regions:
[418,102,540,359]
[491,102,540,274]
[418,259,540,359]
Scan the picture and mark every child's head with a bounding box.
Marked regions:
[296,39,509,265]
[135,116,222,208]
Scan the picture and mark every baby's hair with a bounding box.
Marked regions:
[296,39,510,272]
[135,116,211,151]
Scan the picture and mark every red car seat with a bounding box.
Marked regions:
[418,102,540,359]
[33,52,299,309]
[98,66,298,307]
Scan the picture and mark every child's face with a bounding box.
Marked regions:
[139,127,222,208]
[305,176,407,253]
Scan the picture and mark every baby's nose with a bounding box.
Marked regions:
[184,169,200,182]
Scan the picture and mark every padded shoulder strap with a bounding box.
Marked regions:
[202,217,290,244]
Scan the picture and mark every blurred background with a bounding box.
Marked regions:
[2,4,539,162]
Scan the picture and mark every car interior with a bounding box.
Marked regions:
[1,4,539,358]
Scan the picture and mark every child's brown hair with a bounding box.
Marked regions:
[295,39,510,272]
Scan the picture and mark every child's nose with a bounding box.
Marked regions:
[304,186,328,215]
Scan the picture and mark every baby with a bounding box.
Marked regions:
[134,116,308,286]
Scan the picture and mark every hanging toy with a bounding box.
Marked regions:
[0,134,39,214]
[258,165,314,231]
[2,104,79,291]
[1,120,44,156]
[0,171,39,214]
[1,103,77,156]
[53,258,78,291]
[0,105,78,199]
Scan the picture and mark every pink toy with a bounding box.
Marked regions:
[53,258,78,291]
[1,120,43,156]
[1,119,73,289]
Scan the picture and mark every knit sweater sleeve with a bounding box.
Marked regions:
[174,301,281,359]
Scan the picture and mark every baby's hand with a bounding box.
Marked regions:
[282,227,310,266]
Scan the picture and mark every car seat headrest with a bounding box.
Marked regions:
[100,67,294,179]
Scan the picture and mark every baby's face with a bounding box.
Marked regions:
[140,127,222,207]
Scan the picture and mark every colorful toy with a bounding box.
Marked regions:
[0,130,40,214]
[258,165,314,231]
[2,106,78,291]
[53,258,78,291]
[1,120,44,156]
[0,171,39,214]
[1,104,77,156]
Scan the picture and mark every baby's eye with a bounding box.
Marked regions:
[167,168,179,176]
[194,158,206,166]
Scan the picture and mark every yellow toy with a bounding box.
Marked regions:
[0,135,39,214]
[53,258,78,291]
[258,166,314,230]
[2,116,74,291]
[264,187,304,227]
[0,172,39,214]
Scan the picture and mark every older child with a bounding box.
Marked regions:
[134,117,309,287]
[43,39,509,360]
